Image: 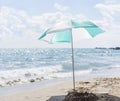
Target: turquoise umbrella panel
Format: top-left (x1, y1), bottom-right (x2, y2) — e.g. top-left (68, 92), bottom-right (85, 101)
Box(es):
top-left (85, 27), bottom-right (105, 37)
top-left (71, 20), bottom-right (104, 37)
top-left (51, 29), bottom-right (72, 43)
top-left (71, 20), bottom-right (98, 28)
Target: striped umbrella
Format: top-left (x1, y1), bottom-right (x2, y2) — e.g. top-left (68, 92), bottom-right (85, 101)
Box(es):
top-left (39, 19), bottom-right (104, 90)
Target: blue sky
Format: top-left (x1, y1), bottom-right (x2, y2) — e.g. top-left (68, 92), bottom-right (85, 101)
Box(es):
top-left (0, 0), bottom-right (120, 48)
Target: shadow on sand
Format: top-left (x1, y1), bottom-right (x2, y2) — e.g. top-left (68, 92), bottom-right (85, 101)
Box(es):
top-left (47, 93), bottom-right (120, 101)
top-left (47, 95), bottom-right (65, 101)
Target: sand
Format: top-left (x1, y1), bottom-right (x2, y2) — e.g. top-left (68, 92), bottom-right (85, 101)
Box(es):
top-left (0, 77), bottom-right (120, 101)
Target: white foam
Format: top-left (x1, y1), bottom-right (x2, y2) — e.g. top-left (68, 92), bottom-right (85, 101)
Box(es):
top-left (110, 64), bottom-right (120, 68)
top-left (0, 65), bottom-right (63, 86)
top-left (47, 68), bottom-right (93, 78)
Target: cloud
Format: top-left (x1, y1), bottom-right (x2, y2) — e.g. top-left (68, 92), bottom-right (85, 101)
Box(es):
top-left (105, 0), bottom-right (120, 4)
top-left (95, 0), bottom-right (120, 35)
top-left (0, 6), bottom-right (87, 48)
top-left (96, 4), bottom-right (120, 14)
top-left (0, 1), bottom-right (120, 48)
top-left (54, 3), bottom-right (69, 11)
top-left (91, 0), bottom-right (120, 48)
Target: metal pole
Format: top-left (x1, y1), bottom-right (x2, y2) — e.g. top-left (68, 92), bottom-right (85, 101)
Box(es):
top-left (70, 29), bottom-right (75, 91)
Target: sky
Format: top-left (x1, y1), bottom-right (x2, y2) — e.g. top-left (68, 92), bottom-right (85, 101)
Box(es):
top-left (0, 0), bottom-right (120, 48)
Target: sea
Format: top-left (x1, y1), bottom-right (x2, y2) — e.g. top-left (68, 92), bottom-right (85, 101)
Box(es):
top-left (0, 48), bottom-right (120, 87)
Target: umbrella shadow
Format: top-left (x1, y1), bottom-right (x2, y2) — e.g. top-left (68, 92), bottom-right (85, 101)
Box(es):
top-left (46, 93), bottom-right (120, 101)
top-left (96, 93), bottom-right (120, 101)
top-left (46, 95), bottom-right (65, 101)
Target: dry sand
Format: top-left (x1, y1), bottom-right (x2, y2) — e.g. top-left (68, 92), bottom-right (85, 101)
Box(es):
top-left (0, 77), bottom-right (120, 101)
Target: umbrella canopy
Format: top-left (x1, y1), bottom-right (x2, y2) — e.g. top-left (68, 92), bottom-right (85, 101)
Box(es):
top-left (39, 20), bottom-right (104, 43)
top-left (39, 19), bottom-right (104, 90)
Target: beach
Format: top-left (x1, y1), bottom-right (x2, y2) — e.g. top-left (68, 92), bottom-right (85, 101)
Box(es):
top-left (0, 49), bottom-right (120, 101)
top-left (0, 77), bottom-right (120, 101)
top-left (0, 0), bottom-right (120, 100)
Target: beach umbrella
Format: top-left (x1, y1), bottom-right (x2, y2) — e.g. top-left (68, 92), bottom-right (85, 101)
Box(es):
top-left (39, 19), bottom-right (104, 90)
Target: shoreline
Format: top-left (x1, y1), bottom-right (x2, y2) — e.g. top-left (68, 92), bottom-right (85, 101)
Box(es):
top-left (1, 67), bottom-right (120, 89)
top-left (0, 73), bottom-right (119, 95)
top-left (0, 77), bottom-right (71, 96)
top-left (0, 77), bottom-right (120, 101)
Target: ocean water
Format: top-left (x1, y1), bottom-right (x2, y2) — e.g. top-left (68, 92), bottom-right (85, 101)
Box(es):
top-left (0, 48), bottom-right (120, 87)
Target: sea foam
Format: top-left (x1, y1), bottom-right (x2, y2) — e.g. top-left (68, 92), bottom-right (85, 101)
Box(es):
top-left (0, 65), bottom-right (93, 87)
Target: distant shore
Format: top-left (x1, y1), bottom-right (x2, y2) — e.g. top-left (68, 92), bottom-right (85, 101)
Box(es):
top-left (95, 47), bottom-right (120, 50)
top-left (0, 77), bottom-right (120, 101)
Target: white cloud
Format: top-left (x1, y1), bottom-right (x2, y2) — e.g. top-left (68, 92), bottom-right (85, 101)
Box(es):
top-left (0, 1), bottom-right (120, 48)
top-left (0, 6), bottom-right (88, 48)
top-left (105, 0), bottom-right (119, 4)
top-left (54, 3), bottom-right (69, 11)
top-left (95, 0), bottom-right (120, 35)
top-left (91, 0), bottom-right (120, 48)
top-left (96, 4), bottom-right (120, 14)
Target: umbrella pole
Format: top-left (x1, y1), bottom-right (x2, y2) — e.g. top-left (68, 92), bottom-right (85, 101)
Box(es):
top-left (70, 29), bottom-right (75, 91)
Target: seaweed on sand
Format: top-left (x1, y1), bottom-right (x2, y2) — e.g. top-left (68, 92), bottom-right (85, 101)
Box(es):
top-left (63, 91), bottom-right (98, 101)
